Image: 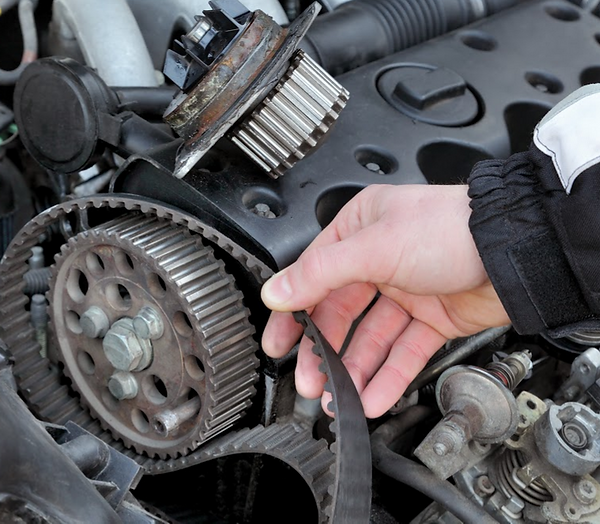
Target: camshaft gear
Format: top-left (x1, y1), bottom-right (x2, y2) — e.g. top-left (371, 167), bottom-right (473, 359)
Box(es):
top-left (48, 214), bottom-right (259, 458)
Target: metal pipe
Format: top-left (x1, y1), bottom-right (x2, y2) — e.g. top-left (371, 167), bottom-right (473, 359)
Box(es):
top-left (51, 0), bottom-right (158, 87)
top-left (0, 0), bottom-right (38, 86)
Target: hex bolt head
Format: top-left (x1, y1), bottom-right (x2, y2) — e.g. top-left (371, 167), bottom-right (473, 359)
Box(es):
top-left (108, 372), bottom-right (139, 400)
top-left (574, 479), bottom-right (598, 505)
top-left (80, 306), bottom-right (110, 338)
top-left (102, 318), bottom-right (152, 371)
top-left (133, 306), bottom-right (164, 340)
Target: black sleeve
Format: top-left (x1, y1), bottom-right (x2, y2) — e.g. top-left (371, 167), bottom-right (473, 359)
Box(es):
top-left (467, 87), bottom-right (600, 339)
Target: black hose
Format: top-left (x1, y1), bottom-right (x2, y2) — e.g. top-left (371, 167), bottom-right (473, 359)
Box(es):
top-left (302, 0), bottom-right (520, 76)
top-left (405, 325), bottom-right (511, 396)
top-left (114, 86), bottom-right (178, 118)
top-left (0, 0), bottom-right (38, 86)
top-left (371, 406), bottom-right (500, 524)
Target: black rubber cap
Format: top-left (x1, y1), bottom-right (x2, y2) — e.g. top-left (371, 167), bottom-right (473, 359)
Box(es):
top-left (14, 57), bottom-right (118, 173)
top-left (377, 64), bottom-right (480, 127)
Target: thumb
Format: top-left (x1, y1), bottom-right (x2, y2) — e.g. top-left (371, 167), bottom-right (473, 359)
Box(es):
top-left (261, 227), bottom-right (392, 312)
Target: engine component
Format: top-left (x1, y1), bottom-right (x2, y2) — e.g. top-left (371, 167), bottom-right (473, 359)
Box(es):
top-left (556, 347), bottom-right (600, 406)
top-left (446, 392), bottom-right (600, 524)
top-left (415, 351), bottom-right (532, 479)
top-left (47, 213), bottom-right (259, 458)
top-left (126, 0), bottom-right (289, 70)
top-left (13, 57), bottom-right (174, 175)
top-left (50, 0), bottom-right (158, 87)
top-left (372, 406), bottom-right (500, 524)
top-left (0, 194), bottom-right (372, 523)
top-left (163, 0), bottom-right (348, 179)
top-left (0, 341), bottom-right (161, 524)
top-left (230, 49), bottom-right (349, 178)
top-left (293, 310), bottom-right (372, 524)
top-left (535, 402), bottom-right (600, 477)
top-left (300, 0), bottom-right (520, 76)
top-left (117, 0), bottom-right (600, 273)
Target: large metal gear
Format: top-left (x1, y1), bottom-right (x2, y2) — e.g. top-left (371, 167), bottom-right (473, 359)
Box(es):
top-left (48, 214), bottom-right (259, 458)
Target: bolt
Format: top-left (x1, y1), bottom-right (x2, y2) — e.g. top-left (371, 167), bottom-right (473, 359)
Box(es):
top-left (133, 306), bottom-right (164, 340)
top-left (102, 318), bottom-right (153, 372)
top-left (475, 475), bottom-right (496, 497)
top-left (365, 162), bottom-right (384, 175)
top-left (108, 372), bottom-right (138, 400)
top-left (30, 294), bottom-right (48, 329)
top-left (564, 386), bottom-right (580, 401)
top-left (187, 17), bottom-right (212, 44)
top-left (432, 425), bottom-right (465, 456)
top-left (574, 479), bottom-right (597, 505)
top-left (80, 306), bottom-right (110, 339)
top-left (152, 396), bottom-right (201, 437)
top-left (252, 203), bottom-right (276, 219)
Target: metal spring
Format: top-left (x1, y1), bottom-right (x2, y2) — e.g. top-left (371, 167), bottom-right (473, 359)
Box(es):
top-left (486, 361), bottom-right (518, 389)
top-left (496, 450), bottom-right (553, 506)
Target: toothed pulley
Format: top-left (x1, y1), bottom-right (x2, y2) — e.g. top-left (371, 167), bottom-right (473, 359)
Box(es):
top-left (48, 214), bottom-right (259, 458)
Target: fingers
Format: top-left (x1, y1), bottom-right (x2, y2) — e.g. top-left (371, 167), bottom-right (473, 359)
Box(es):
top-left (319, 294), bottom-right (413, 415)
top-left (340, 295), bottom-right (413, 393)
top-left (360, 319), bottom-right (447, 418)
top-left (261, 311), bottom-right (305, 358)
top-left (294, 283), bottom-right (377, 399)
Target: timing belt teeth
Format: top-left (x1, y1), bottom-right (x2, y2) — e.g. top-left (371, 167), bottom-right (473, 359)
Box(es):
top-left (155, 423), bottom-right (335, 522)
top-left (230, 49), bottom-right (349, 178)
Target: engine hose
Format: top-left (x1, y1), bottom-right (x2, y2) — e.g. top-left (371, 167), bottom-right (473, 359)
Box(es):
top-left (301, 0), bottom-right (520, 75)
top-left (0, 0), bottom-right (38, 85)
top-left (405, 325), bottom-right (511, 396)
top-left (371, 406), bottom-right (500, 524)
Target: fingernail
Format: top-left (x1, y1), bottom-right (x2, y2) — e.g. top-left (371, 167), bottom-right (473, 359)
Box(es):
top-left (262, 271), bottom-right (293, 307)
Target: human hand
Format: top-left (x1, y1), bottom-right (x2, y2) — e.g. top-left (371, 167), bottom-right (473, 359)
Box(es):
top-left (260, 184), bottom-right (510, 418)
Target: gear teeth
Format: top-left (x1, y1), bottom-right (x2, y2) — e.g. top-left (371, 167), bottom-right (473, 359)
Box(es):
top-left (44, 215), bottom-right (260, 458)
top-left (230, 49), bottom-right (349, 178)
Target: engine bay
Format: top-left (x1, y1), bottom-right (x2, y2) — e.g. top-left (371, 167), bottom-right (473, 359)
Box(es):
top-left (1, 0), bottom-right (600, 522)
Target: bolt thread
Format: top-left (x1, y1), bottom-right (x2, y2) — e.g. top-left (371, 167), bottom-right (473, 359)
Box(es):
top-left (23, 267), bottom-right (51, 295)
